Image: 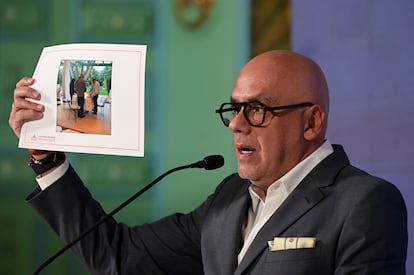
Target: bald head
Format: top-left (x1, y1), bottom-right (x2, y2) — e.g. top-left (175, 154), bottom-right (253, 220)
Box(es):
top-left (229, 50), bottom-right (331, 189)
top-left (234, 50), bottom-right (330, 138)
top-left (240, 51), bottom-right (328, 110)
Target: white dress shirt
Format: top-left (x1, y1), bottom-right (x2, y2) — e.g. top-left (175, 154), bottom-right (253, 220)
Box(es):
top-left (237, 141), bottom-right (334, 263)
top-left (36, 159), bottom-right (69, 190)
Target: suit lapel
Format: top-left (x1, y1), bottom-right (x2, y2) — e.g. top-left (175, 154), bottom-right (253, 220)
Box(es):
top-left (202, 177), bottom-right (251, 275)
top-left (234, 145), bottom-right (350, 275)
top-left (217, 183), bottom-right (251, 274)
top-left (235, 185), bottom-right (325, 274)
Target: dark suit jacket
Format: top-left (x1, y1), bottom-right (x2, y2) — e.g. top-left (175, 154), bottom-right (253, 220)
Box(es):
top-left (27, 145), bottom-right (407, 274)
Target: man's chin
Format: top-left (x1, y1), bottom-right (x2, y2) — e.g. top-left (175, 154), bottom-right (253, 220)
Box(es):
top-left (237, 167), bottom-right (257, 181)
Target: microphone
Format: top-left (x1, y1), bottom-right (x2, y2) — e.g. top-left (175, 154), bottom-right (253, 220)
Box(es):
top-left (188, 154), bottom-right (224, 170)
top-left (32, 155), bottom-right (224, 275)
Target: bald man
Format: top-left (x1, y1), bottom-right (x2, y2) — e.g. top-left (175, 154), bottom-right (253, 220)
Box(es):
top-left (9, 51), bottom-right (407, 274)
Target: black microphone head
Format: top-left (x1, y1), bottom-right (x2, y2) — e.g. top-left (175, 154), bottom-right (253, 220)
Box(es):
top-left (202, 155), bottom-right (224, 170)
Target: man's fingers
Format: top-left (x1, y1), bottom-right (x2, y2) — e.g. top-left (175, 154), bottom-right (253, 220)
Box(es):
top-left (14, 84), bottom-right (41, 102)
top-left (13, 77), bottom-right (43, 112)
top-left (13, 96), bottom-right (45, 113)
top-left (10, 77), bottom-right (44, 138)
top-left (15, 77), bottom-right (35, 89)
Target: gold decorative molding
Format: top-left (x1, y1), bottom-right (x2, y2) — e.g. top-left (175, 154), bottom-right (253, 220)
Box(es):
top-left (173, 0), bottom-right (215, 29)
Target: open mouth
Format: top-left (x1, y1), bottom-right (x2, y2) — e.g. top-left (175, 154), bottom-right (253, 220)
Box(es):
top-left (241, 148), bottom-right (254, 154)
top-left (237, 145), bottom-right (255, 154)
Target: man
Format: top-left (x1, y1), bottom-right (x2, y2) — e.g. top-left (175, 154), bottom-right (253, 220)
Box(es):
top-left (9, 51), bottom-right (407, 274)
top-left (74, 73), bottom-right (86, 117)
top-left (69, 78), bottom-right (75, 101)
top-left (91, 78), bottom-right (100, 114)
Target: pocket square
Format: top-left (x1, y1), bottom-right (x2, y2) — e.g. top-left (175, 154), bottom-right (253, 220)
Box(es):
top-left (268, 237), bottom-right (317, 251)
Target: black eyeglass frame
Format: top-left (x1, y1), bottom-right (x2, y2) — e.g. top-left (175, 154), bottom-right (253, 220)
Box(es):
top-left (215, 101), bottom-right (315, 127)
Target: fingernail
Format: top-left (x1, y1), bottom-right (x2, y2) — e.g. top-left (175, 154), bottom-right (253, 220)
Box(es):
top-left (36, 104), bottom-right (44, 110)
top-left (32, 91), bottom-right (40, 98)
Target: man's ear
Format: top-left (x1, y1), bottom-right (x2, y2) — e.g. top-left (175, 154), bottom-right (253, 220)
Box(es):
top-left (303, 105), bottom-right (325, 141)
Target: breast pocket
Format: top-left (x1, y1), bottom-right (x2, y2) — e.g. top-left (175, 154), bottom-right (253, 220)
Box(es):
top-left (262, 246), bottom-right (321, 274)
top-left (266, 246), bottom-right (320, 262)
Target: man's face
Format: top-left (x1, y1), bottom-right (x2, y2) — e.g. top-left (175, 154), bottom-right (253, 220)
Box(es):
top-left (229, 65), bottom-right (308, 189)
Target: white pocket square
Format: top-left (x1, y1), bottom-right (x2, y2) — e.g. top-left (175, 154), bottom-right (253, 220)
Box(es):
top-left (268, 237), bottom-right (317, 251)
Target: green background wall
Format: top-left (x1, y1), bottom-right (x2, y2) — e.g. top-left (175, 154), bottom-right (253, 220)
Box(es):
top-left (0, 0), bottom-right (247, 273)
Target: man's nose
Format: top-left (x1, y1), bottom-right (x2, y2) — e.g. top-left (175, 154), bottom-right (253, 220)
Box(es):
top-left (228, 110), bottom-right (250, 133)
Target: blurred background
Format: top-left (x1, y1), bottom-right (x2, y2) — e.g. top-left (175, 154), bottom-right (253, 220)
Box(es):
top-left (0, 0), bottom-right (412, 274)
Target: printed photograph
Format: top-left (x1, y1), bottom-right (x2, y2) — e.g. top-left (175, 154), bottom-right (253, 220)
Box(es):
top-left (56, 60), bottom-right (112, 135)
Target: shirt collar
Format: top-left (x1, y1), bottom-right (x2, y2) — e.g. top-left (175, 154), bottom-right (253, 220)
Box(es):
top-left (249, 140), bottom-right (334, 203)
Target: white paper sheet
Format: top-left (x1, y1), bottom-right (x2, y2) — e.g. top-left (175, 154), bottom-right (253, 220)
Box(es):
top-left (18, 43), bottom-right (146, 157)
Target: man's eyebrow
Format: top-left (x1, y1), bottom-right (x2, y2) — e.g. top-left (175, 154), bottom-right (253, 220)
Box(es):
top-left (230, 95), bottom-right (275, 104)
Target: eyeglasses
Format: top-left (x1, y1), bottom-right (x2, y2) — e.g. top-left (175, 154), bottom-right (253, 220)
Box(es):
top-left (215, 101), bottom-right (314, 127)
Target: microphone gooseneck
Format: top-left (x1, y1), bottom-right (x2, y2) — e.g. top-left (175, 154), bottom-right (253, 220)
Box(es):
top-left (33, 155), bottom-right (224, 275)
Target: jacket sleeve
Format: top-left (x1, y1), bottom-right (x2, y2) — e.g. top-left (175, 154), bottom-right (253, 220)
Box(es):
top-left (334, 172), bottom-right (408, 275)
top-left (26, 164), bottom-right (213, 275)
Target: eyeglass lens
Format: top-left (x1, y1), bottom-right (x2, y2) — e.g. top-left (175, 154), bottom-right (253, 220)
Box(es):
top-left (219, 102), bottom-right (266, 126)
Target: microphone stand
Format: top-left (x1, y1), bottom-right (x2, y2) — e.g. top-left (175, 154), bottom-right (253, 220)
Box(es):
top-left (33, 162), bottom-right (200, 275)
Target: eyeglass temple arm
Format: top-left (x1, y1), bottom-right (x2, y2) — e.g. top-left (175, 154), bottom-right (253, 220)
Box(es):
top-left (265, 102), bottom-right (314, 111)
